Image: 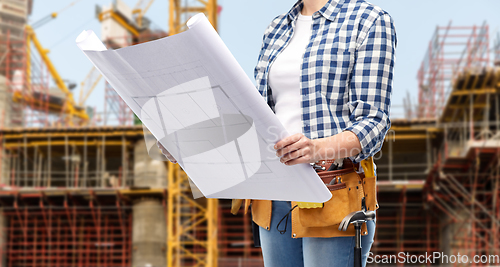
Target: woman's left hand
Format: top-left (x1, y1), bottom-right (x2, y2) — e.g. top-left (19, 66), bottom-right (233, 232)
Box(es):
top-left (274, 133), bottom-right (319, 166)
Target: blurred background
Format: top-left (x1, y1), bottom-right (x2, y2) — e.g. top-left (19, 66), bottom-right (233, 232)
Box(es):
top-left (0, 0), bottom-right (500, 266)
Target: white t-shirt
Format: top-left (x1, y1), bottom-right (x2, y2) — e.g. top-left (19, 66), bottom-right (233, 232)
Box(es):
top-left (267, 13), bottom-right (375, 174)
top-left (268, 13), bottom-right (313, 135)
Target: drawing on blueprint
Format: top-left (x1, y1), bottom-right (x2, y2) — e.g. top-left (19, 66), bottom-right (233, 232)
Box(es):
top-left (76, 13), bottom-right (331, 202)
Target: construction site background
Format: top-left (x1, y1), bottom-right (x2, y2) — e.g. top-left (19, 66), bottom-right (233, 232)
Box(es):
top-left (0, 0), bottom-right (500, 266)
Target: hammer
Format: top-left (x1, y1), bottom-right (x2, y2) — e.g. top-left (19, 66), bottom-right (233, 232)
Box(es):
top-left (339, 210), bottom-right (376, 267)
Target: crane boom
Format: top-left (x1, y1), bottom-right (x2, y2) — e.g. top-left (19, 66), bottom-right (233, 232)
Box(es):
top-left (79, 67), bottom-right (102, 106)
top-left (25, 25), bottom-right (89, 123)
top-left (133, 0), bottom-right (155, 28)
top-left (31, 0), bottom-right (83, 29)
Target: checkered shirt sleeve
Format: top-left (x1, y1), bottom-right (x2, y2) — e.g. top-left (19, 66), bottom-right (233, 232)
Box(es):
top-left (253, 0), bottom-right (397, 164)
top-left (344, 13), bottom-right (396, 163)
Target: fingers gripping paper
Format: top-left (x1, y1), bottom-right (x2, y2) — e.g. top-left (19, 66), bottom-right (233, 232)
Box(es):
top-left (76, 13), bottom-right (331, 202)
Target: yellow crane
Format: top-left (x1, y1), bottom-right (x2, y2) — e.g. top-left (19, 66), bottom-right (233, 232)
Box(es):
top-left (133, 0), bottom-right (155, 28)
top-left (12, 1), bottom-right (89, 126)
top-left (166, 2), bottom-right (219, 267)
top-left (31, 0), bottom-right (83, 29)
top-left (78, 66), bottom-right (102, 107)
top-left (168, 0), bottom-right (218, 35)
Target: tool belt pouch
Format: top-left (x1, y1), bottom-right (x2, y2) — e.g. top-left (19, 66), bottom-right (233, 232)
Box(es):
top-left (298, 168), bottom-right (378, 228)
top-left (363, 175), bottom-right (379, 211)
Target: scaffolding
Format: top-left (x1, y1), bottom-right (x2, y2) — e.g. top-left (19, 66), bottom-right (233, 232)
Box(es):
top-left (165, 164), bottom-right (218, 267)
top-left (0, 0), bottom-right (253, 266)
top-left (4, 2), bottom-right (499, 267)
top-left (0, 126), bottom-right (140, 265)
top-left (218, 203), bottom-right (261, 260)
top-left (423, 72), bottom-right (500, 265)
top-left (420, 22), bottom-right (500, 266)
top-left (373, 188), bottom-right (439, 265)
top-left (0, 28), bottom-right (89, 128)
top-left (165, 1), bottom-right (225, 267)
top-left (0, 127), bottom-right (143, 188)
top-left (364, 118), bottom-right (441, 264)
top-left (0, 29), bottom-right (28, 128)
top-left (417, 22), bottom-right (490, 119)
top-left (0, 190), bottom-right (132, 266)
top-left (370, 22), bottom-right (498, 259)
top-left (0, 0), bottom-right (259, 265)
top-left (0, 126), bottom-right (261, 266)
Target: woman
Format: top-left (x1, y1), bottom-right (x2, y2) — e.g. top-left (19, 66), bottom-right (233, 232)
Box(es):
top-left (159, 0), bottom-right (396, 265)
top-left (251, 0), bottom-right (395, 264)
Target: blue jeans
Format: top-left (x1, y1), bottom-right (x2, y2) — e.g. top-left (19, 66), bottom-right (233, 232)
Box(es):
top-left (259, 201), bottom-right (376, 267)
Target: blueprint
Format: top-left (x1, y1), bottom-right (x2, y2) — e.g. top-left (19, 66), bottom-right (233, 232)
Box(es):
top-left (76, 14), bottom-right (331, 202)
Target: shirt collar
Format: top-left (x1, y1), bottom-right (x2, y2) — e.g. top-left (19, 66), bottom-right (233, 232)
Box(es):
top-left (287, 0), bottom-right (344, 23)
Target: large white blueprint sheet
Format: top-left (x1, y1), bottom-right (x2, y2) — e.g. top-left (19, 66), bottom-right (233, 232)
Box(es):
top-left (76, 13), bottom-right (331, 202)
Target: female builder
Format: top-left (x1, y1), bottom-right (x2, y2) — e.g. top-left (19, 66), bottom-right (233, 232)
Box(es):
top-left (158, 0), bottom-right (396, 266)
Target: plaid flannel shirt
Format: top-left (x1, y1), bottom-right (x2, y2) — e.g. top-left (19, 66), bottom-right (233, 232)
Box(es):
top-left (254, 0), bottom-right (396, 163)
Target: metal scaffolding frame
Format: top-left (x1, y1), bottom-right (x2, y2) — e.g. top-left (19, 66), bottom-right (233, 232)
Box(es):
top-left (372, 188), bottom-right (439, 266)
top-left (217, 201), bottom-right (263, 266)
top-left (166, 163), bottom-right (218, 267)
top-left (423, 68), bottom-right (500, 266)
top-left (0, 190), bottom-right (133, 266)
top-left (1, 2), bottom-right (498, 266)
top-left (165, 2), bottom-right (223, 267)
top-left (0, 27), bottom-right (90, 128)
top-left (0, 127), bottom-right (141, 189)
top-left (417, 22), bottom-right (490, 119)
top-left (425, 147), bottom-right (500, 266)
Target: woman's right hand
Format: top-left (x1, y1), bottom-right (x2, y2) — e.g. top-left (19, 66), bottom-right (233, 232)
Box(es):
top-left (157, 140), bottom-right (177, 163)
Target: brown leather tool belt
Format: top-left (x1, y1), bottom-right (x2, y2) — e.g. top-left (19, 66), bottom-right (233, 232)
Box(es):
top-left (313, 158), bottom-right (364, 182)
top-left (296, 158), bottom-right (378, 229)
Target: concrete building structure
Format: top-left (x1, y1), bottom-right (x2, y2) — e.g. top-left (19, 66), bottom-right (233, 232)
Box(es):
top-left (0, 1), bottom-right (499, 266)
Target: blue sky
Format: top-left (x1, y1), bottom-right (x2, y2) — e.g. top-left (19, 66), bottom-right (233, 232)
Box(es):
top-left (31, 0), bottom-right (500, 118)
